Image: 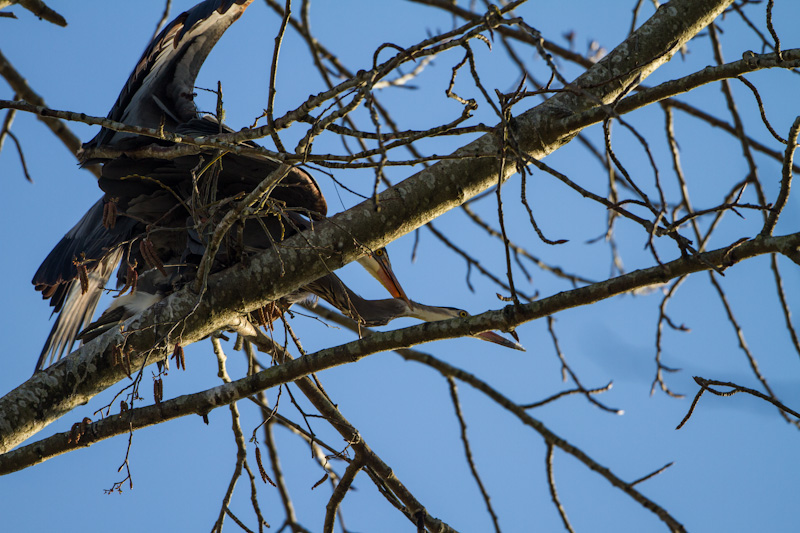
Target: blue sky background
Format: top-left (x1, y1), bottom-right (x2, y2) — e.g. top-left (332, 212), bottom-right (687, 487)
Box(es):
top-left (2, 1), bottom-right (800, 531)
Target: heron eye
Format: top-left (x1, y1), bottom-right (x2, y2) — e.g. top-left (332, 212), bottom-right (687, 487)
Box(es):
top-left (459, 311), bottom-right (468, 318)
top-left (375, 249), bottom-right (384, 256)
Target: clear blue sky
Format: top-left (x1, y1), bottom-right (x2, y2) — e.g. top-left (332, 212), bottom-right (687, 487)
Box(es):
top-left (2, 1), bottom-right (800, 531)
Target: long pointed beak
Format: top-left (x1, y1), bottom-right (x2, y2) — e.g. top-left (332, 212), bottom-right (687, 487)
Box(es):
top-left (473, 330), bottom-right (526, 351)
top-left (404, 301), bottom-right (525, 351)
top-left (362, 251), bottom-right (411, 306)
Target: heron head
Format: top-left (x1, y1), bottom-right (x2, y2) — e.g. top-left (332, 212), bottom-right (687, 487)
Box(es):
top-left (404, 303), bottom-right (525, 351)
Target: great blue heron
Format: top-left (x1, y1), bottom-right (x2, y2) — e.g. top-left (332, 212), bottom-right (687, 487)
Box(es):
top-left (32, 0), bottom-right (409, 369)
top-left (35, 0), bottom-right (522, 369)
top-left (33, 1), bottom-right (257, 370)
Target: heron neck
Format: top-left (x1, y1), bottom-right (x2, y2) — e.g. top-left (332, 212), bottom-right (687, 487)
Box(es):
top-left (306, 274), bottom-right (407, 326)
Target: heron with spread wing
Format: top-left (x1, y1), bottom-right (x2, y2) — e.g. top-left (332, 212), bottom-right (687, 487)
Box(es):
top-left (33, 0), bottom-right (522, 371)
top-left (32, 0), bottom-right (410, 369)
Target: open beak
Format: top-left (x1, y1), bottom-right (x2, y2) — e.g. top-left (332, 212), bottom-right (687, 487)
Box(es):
top-left (366, 250), bottom-right (411, 306)
top-left (474, 330), bottom-right (526, 351)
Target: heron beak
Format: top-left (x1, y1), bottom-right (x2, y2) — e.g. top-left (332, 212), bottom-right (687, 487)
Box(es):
top-left (473, 330), bottom-right (526, 351)
top-left (404, 302), bottom-right (526, 351)
top-left (370, 253), bottom-right (411, 306)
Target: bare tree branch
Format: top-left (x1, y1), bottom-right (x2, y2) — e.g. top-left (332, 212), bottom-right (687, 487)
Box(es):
top-left (0, 0), bottom-right (66, 26)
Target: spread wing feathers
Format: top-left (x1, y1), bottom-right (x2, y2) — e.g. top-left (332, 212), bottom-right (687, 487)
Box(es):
top-left (84, 0), bottom-right (253, 152)
top-left (35, 249), bottom-right (123, 371)
top-left (32, 198), bottom-right (137, 308)
top-left (32, 198), bottom-right (139, 370)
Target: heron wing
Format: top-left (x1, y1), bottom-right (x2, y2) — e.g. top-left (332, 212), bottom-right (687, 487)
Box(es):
top-left (83, 0), bottom-right (254, 152)
top-left (34, 249), bottom-right (123, 370)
